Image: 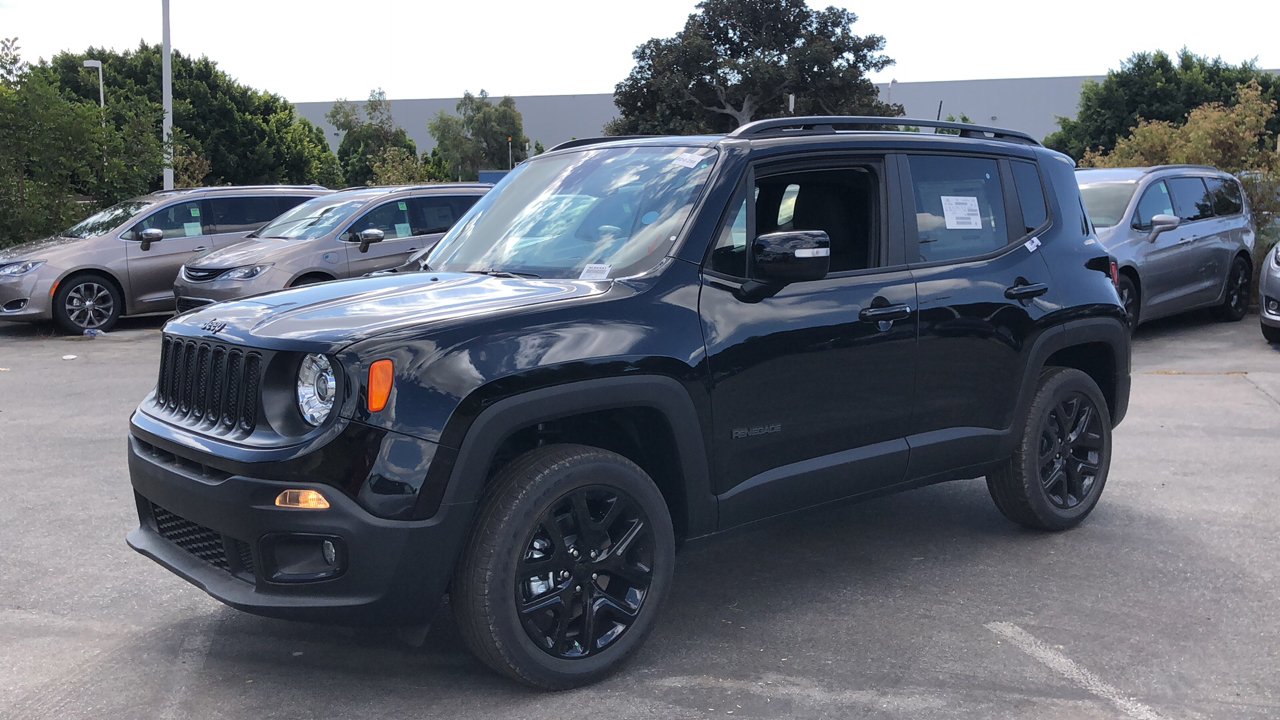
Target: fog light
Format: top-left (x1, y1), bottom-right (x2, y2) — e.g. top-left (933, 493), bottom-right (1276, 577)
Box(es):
top-left (2, 298), bottom-right (27, 312)
top-left (1268, 299), bottom-right (1279, 313)
top-left (264, 534), bottom-right (345, 583)
top-left (274, 489), bottom-right (330, 510)
top-left (322, 539), bottom-right (337, 565)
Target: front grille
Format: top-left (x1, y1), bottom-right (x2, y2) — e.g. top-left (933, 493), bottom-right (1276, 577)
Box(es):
top-left (155, 335), bottom-right (263, 435)
top-left (150, 502), bottom-right (255, 581)
top-left (182, 267), bottom-right (226, 282)
top-left (175, 296), bottom-right (212, 314)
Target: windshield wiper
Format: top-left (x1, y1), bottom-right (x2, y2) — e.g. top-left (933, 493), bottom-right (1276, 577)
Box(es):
top-left (467, 269), bottom-right (541, 279)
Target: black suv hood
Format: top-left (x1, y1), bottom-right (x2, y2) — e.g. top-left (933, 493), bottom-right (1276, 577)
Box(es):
top-left (166, 273), bottom-right (610, 351)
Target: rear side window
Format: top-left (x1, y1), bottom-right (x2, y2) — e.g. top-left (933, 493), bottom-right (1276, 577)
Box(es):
top-left (1206, 178), bottom-right (1244, 216)
top-left (130, 200), bottom-right (210, 239)
top-left (1167, 177), bottom-right (1214, 222)
top-left (408, 196), bottom-right (477, 235)
top-left (1132, 181), bottom-right (1174, 230)
top-left (208, 196), bottom-right (286, 234)
top-left (907, 155), bottom-right (1007, 263)
top-left (1011, 160), bottom-right (1049, 233)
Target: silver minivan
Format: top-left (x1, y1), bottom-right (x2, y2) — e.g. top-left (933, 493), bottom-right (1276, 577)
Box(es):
top-left (1078, 166), bottom-right (1256, 327)
top-left (0, 186), bottom-right (327, 333)
top-left (172, 184), bottom-right (488, 311)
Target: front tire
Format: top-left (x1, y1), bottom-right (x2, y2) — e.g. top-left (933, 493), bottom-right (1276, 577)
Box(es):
top-left (987, 368), bottom-right (1112, 531)
top-left (1117, 274), bottom-right (1140, 329)
top-left (1262, 321), bottom-right (1280, 344)
top-left (53, 273), bottom-right (123, 333)
top-left (452, 444), bottom-right (675, 689)
top-left (1211, 256), bottom-right (1250, 322)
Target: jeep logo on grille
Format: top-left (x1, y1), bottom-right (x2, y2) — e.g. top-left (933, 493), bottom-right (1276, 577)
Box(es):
top-left (200, 318), bottom-right (227, 334)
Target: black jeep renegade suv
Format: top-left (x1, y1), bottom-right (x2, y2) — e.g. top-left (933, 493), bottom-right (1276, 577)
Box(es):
top-left (126, 117), bottom-right (1130, 689)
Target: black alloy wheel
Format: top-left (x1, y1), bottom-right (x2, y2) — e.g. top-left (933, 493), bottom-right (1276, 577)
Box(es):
top-left (516, 486), bottom-right (655, 659)
top-left (1117, 274), bottom-right (1139, 329)
top-left (1213, 256), bottom-right (1250, 322)
top-left (1036, 392), bottom-right (1105, 510)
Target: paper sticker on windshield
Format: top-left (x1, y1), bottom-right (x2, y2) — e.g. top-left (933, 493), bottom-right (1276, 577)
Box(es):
top-left (941, 196), bottom-right (982, 230)
top-left (183, 222), bottom-right (202, 237)
top-left (394, 222), bottom-right (411, 237)
top-left (579, 263), bottom-right (612, 280)
top-left (397, 201), bottom-right (407, 211)
top-left (1024, 237), bottom-right (1042, 252)
top-left (672, 152), bottom-right (706, 169)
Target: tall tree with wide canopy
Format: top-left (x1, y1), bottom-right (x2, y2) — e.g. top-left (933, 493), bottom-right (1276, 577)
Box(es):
top-left (428, 91), bottom-right (529, 181)
top-left (607, 0), bottom-right (900, 135)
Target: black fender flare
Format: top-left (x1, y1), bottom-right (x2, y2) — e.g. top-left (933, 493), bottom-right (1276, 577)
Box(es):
top-left (434, 375), bottom-right (716, 539)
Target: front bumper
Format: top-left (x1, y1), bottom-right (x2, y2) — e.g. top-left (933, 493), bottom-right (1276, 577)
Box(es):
top-left (174, 268), bottom-right (290, 312)
top-left (0, 271), bottom-right (54, 321)
top-left (1260, 248), bottom-right (1280, 328)
top-left (126, 430), bottom-right (474, 624)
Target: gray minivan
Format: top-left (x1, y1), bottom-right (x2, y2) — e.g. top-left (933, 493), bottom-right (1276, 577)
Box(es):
top-left (0, 186), bottom-right (327, 333)
top-left (1078, 166), bottom-right (1255, 327)
top-left (172, 184), bottom-right (488, 311)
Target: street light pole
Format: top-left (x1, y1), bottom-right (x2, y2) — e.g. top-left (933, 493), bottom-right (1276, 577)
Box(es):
top-left (507, 136), bottom-right (513, 170)
top-left (83, 59), bottom-right (104, 127)
top-left (161, 0), bottom-right (174, 190)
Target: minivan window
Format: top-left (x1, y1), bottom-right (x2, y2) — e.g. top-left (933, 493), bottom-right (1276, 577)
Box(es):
top-left (1167, 177), bottom-right (1214, 222)
top-left (908, 154), bottom-right (1007, 263)
top-left (62, 200), bottom-right (152, 238)
top-left (130, 201), bottom-right (209, 240)
top-left (408, 196), bottom-right (474, 235)
top-left (1207, 177), bottom-right (1244, 216)
top-left (1132, 181), bottom-right (1174, 230)
top-left (348, 200), bottom-right (414, 240)
top-left (257, 196), bottom-right (366, 240)
top-left (1079, 182), bottom-right (1137, 228)
top-left (209, 196), bottom-right (291, 234)
top-left (1011, 160), bottom-right (1049, 233)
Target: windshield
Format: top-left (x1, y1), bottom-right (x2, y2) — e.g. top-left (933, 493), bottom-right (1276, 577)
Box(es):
top-left (427, 145), bottom-right (718, 279)
top-left (257, 196), bottom-right (368, 240)
top-left (62, 200), bottom-right (152, 238)
top-left (1079, 182), bottom-right (1138, 228)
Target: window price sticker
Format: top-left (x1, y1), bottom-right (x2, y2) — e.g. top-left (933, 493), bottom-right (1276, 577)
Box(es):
top-left (941, 195), bottom-right (982, 230)
top-left (579, 263), bottom-right (612, 280)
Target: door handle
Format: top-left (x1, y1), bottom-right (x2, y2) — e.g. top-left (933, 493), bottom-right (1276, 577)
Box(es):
top-left (192, 246), bottom-right (208, 252)
top-left (1004, 282), bottom-right (1049, 300)
top-left (858, 304), bottom-right (912, 322)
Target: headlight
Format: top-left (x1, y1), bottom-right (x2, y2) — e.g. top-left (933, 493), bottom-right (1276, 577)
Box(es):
top-left (296, 354), bottom-right (336, 426)
top-left (0, 260), bottom-right (44, 276)
top-left (223, 264), bottom-right (272, 280)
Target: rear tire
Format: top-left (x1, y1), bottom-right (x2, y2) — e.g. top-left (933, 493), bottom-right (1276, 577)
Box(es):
top-left (452, 444), bottom-right (675, 689)
top-left (1262, 321), bottom-right (1280, 344)
top-left (1211, 255), bottom-right (1250, 322)
top-left (987, 368), bottom-right (1112, 531)
top-left (1117, 274), bottom-right (1140, 329)
top-left (52, 273), bottom-right (123, 334)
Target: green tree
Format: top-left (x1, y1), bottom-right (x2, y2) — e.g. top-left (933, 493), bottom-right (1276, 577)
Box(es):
top-left (328, 89), bottom-right (416, 186)
top-left (37, 43), bottom-right (339, 187)
top-left (428, 90), bottom-right (529, 181)
top-left (1046, 50), bottom-right (1280, 158)
top-left (606, 0), bottom-right (899, 135)
top-left (1, 37), bottom-right (29, 88)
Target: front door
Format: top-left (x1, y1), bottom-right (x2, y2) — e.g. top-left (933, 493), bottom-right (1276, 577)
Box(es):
top-left (700, 158), bottom-right (918, 528)
top-left (123, 199), bottom-right (213, 312)
top-left (343, 199), bottom-right (433, 276)
top-left (1131, 179), bottom-right (1206, 319)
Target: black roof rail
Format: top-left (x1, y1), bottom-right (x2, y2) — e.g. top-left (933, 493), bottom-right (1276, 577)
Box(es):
top-left (350, 183), bottom-right (494, 192)
top-left (548, 135), bottom-right (655, 152)
top-left (728, 116), bottom-right (1041, 146)
top-left (1142, 164), bottom-right (1219, 174)
top-left (153, 184), bottom-right (329, 195)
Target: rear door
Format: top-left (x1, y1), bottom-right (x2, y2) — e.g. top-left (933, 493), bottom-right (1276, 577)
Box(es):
top-left (904, 152), bottom-right (1059, 477)
top-left (405, 194), bottom-right (479, 260)
top-left (123, 199), bottom-right (213, 312)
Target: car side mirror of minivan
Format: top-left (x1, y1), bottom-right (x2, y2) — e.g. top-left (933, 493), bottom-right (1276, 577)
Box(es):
top-left (1147, 214), bottom-right (1180, 241)
top-left (752, 230), bottom-right (831, 284)
top-left (357, 228), bottom-right (385, 254)
top-left (138, 228), bottom-right (165, 252)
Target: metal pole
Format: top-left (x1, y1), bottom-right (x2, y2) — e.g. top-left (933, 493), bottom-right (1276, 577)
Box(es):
top-left (161, 0), bottom-right (174, 189)
top-left (507, 136), bottom-right (513, 170)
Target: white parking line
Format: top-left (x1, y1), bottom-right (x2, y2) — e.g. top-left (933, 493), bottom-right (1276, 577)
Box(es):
top-left (985, 622), bottom-right (1168, 720)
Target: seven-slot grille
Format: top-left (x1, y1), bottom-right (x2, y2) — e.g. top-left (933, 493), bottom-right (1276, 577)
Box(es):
top-left (150, 502), bottom-right (255, 580)
top-left (155, 335), bottom-right (263, 434)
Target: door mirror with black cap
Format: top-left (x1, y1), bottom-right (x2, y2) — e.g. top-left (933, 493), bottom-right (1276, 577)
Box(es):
top-left (137, 227), bottom-right (164, 252)
top-left (752, 230), bottom-right (830, 284)
top-left (357, 228), bottom-right (385, 254)
top-left (1147, 214), bottom-right (1180, 241)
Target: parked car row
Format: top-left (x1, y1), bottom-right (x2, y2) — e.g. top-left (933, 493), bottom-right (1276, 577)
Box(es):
top-left (0, 183), bottom-right (488, 333)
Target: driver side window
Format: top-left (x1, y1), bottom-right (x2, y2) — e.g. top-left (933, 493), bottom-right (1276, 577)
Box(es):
top-left (1132, 181), bottom-right (1173, 231)
top-left (130, 201), bottom-right (209, 240)
top-left (347, 201), bottom-right (413, 240)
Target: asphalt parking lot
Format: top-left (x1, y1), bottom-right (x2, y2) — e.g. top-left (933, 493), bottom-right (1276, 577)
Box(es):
top-left (1, 311), bottom-right (1278, 719)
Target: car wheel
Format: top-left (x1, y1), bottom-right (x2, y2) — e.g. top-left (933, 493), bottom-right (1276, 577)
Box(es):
top-left (987, 368), bottom-right (1112, 531)
top-left (1116, 274), bottom-right (1139, 329)
top-left (1262, 321), bottom-right (1280, 344)
top-left (452, 444), bottom-right (675, 689)
top-left (53, 273), bottom-right (123, 334)
top-left (1211, 256), bottom-right (1250, 322)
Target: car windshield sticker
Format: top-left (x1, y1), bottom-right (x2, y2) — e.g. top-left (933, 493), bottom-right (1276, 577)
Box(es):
top-left (183, 222), bottom-right (202, 237)
top-left (941, 196), bottom-right (982, 230)
top-left (672, 152), bottom-right (706, 169)
top-left (1024, 237), bottom-right (1042, 252)
top-left (394, 222), bottom-right (412, 237)
top-left (189, 207), bottom-right (200, 217)
top-left (579, 263), bottom-right (612, 280)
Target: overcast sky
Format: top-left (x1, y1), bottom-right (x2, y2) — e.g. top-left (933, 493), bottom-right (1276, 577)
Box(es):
top-left (1, 0), bottom-right (1277, 102)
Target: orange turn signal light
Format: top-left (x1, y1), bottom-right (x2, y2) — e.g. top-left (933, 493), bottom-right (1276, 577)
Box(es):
top-left (368, 359), bottom-right (394, 413)
top-left (275, 489), bottom-right (330, 510)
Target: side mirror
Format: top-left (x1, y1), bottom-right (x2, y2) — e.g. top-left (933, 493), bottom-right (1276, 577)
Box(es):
top-left (138, 227), bottom-right (164, 252)
top-left (357, 228), bottom-right (385, 254)
top-left (752, 230), bottom-right (830, 284)
top-left (1147, 214), bottom-right (1180, 241)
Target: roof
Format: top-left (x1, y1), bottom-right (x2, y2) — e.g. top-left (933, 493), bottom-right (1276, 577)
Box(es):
top-left (1076, 165), bottom-right (1226, 183)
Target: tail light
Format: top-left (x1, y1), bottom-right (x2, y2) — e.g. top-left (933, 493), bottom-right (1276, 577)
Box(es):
top-left (1109, 260), bottom-right (1119, 289)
